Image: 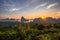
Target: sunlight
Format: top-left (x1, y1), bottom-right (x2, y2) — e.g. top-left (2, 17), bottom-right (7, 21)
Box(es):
top-left (41, 16), bottom-right (46, 19)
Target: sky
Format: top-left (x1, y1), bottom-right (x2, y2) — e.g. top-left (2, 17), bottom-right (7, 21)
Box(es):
top-left (0, 0), bottom-right (60, 19)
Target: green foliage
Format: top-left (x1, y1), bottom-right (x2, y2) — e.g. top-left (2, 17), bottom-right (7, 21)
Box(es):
top-left (0, 22), bottom-right (60, 40)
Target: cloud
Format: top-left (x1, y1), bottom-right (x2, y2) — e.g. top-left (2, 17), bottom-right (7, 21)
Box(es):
top-left (57, 12), bottom-right (60, 13)
top-left (3, 0), bottom-right (15, 6)
top-left (28, 0), bottom-right (37, 4)
top-left (9, 8), bottom-right (20, 12)
top-left (40, 3), bottom-right (47, 7)
top-left (34, 3), bottom-right (47, 9)
top-left (31, 0), bottom-right (37, 3)
top-left (47, 3), bottom-right (58, 9)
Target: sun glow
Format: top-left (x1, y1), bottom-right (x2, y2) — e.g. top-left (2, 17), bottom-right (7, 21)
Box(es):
top-left (41, 16), bottom-right (46, 19)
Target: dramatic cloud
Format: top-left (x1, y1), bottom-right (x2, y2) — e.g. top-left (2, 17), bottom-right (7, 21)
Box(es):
top-left (0, 0), bottom-right (60, 19)
top-left (34, 2), bottom-right (47, 9)
top-left (47, 3), bottom-right (58, 9)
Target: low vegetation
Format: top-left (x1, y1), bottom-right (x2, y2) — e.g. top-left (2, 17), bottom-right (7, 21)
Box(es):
top-left (0, 22), bottom-right (60, 40)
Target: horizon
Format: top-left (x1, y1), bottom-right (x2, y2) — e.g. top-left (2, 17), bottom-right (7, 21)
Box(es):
top-left (0, 16), bottom-right (60, 20)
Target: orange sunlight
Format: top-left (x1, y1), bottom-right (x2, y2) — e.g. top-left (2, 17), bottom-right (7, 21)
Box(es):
top-left (41, 16), bottom-right (46, 19)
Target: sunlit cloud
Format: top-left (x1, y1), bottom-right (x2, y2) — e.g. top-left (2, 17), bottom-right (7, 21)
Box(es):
top-left (0, 0), bottom-right (60, 19)
top-left (47, 3), bottom-right (58, 9)
top-left (9, 8), bottom-right (20, 12)
top-left (57, 12), bottom-right (60, 13)
top-left (53, 11), bottom-right (60, 18)
top-left (34, 2), bottom-right (47, 9)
